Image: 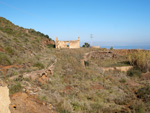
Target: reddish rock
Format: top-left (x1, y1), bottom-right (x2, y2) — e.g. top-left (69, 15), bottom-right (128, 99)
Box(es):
top-left (10, 93), bottom-right (53, 113)
top-left (38, 74), bottom-right (49, 84)
top-left (43, 39), bottom-right (55, 46)
top-left (0, 47), bottom-right (3, 51)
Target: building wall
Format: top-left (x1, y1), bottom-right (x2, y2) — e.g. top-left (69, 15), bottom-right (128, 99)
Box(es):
top-left (69, 40), bottom-right (80, 48)
top-left (91, 46), bottom-right (100, 48)
top-left (56, 41), bottom-right (69, 48)
top-left (56, 37), bottom-right (80, 49)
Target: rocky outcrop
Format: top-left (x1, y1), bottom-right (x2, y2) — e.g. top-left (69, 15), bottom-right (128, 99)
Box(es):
top-left (23, 59), bottom-right (57, 84)
top-left (43, 39), bottom-right (55, 46)
top-left (0, 86), bottom-right (11, 113)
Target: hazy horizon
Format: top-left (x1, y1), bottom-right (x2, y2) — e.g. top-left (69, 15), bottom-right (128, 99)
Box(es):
top-left (0, 0), bottom-right (150, 46)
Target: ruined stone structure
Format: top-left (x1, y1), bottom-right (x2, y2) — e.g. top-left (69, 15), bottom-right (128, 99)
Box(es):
top-left (91, 46), bottom-right (100, 48)
top-left (55, 37), bottom-right (80, 49)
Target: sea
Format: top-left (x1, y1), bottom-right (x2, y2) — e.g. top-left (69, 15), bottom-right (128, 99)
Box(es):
top-left (100, 46), bottom-right (150, 50)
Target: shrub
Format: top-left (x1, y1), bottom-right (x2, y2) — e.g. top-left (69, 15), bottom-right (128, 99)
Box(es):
top-left (82, 43), bottom-right (90, 48)
top-left (135, 104), bottom-right (145, 113)
top-left (59, 109), bottom-right (71, 113)
top-left (136, 86), bottom-right (150, 102)
top-left (9, 82), bottom-right (22, 95)
top-left (40, 96), bottom-right (47, 102)
top-left (33, 62), bottom-right (44, 69)
top-left (84, 61), bottom-right (89, 66)
top-left (24, 38), bottom-right (29, 42)
top-left (119, 78), bottom-right (126, 83)
top-left (128, 50), bottom-right (150, 72)
top-left (2, 27), bottom-right (13, 35)
top-left (29, 29), bottom-right (51, 39)
top-left (127, 68), bottom-right (141, 77)
top-left (129, 100), bottom-right (146, 113)
top-left (47, 44), bottom-right (55, 48)
top-left (90, 103), bottom-right (102, 113)
top-left (71, 102), bottom-right (80, 111)
top-left (13, 38), bottom-right (19, 43)
top-left (57, 100), bottom-right (72, 113)
top-left (0, 53), bottom-right (11, 65)
top-left (110, 46), bottom-right (114, 50)
top-left (5, 46), bottom-right (15, 55)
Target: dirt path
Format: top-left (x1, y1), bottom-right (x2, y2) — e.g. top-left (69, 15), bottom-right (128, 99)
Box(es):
top-left (10, 92), bottom-right (54, 113)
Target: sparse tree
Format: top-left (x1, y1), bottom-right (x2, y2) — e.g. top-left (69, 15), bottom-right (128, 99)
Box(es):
top-left (82, 42), bottom-right (90, 48)
top-left (110, 46), bottom-right (114, 50)
top-left (45, 35), bottom-right (49, 39)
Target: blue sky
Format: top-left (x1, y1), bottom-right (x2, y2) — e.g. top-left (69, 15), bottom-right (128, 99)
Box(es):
top-left (0, 0), bottom-right (150, 46)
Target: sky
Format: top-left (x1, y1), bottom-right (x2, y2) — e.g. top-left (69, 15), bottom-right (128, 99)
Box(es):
top-left (0, 0), bottom-right (150, 47)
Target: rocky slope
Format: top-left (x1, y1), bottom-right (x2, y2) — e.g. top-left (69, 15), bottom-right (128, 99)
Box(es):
top-left (0, 17), bottom-right (150, 113)
top-left (0, 17), bottom-right (55, 113)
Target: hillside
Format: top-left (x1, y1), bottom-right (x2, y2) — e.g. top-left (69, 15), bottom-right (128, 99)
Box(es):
top-left (0, 17), bottom-right (150, 113)
top-left (0, 17), bottom-right (55, 75)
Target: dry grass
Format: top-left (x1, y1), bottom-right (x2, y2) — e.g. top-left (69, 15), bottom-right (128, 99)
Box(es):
top-left (1, 17), bottom-right (150, 113)
top-left (128, 50), bottom-right (150, 72)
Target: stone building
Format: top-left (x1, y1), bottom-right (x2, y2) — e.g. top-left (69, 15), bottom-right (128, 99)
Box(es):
top-left (55, 37), bottom-right (80, 49)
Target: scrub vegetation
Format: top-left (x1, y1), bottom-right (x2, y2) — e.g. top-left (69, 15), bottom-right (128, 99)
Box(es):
top-left (0, 17), bottom-right (150, 113)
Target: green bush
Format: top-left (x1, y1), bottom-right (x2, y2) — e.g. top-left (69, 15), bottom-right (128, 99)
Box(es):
top-left (2, 27), bottom-right (13, 35)
top-left (40, 96), bottom-right (47, 102)
top-left (82, 43), bottom-right (90, 48)
top-left (84, 61), bottom-right (89, 66)
top-left (33, 62), bottom-right (45, 69)
top-left (0, 53), bottom-right (11, 65)
top-left (59, 109), bottom-right (71, 113)
top-left (71, 102), bottom-right (80, 111)
top-left (137, 86), bottom-right (150, 102)
top-left (47, 44), bottom-right (55, 48)
top-left (127, 68), bottom-right (141, 77)
top-left (29, 29), bottom-right (52, 40)
top-left (129, 101), bottom-right (146, 113)
top-left (13, 38), bottom-right (19, 43)
top-left (110, 46), bottom-right (114, 50)
top-left (119, 78), bottom-right (126, 83)
top-left (9, 82), bottom-right (22, 95)
top-left (5, 46), bottom-right (15, 55)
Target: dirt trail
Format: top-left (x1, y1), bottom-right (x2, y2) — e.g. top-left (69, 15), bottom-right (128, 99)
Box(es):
top-left (10, 92), bottom-right (54, 113)
top-left (8, 59), bottom-right (58, 113)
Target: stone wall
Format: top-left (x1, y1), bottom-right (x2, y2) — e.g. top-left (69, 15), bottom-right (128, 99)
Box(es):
top-left (55, 37), bottom-right (80, 49)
